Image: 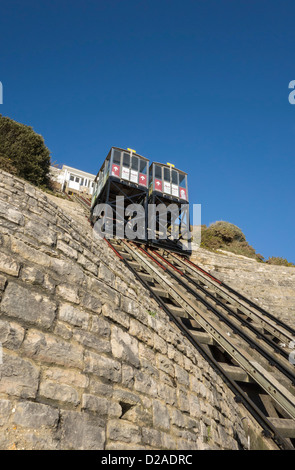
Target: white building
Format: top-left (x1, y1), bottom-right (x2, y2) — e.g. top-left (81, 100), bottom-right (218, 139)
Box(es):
top-left (50, 164), bottom-right (96, 196)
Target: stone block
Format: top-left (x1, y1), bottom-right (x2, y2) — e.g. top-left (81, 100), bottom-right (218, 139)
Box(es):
top-left (56, 240), bottom-right (78, 259)
top-left (80, 293), bottom-right (102, 313)
top-left (141, 427), bottom-right (163, 448)
top-left (22, 329), bottom-right (84, 369)
top-left (43, 367), bottom-right (88, 389)
top-left (188, 394), bottom-right (201, 419)
top-left (90, 316), bottom-right (111, 338)
top-left (0, 200), bottom-right (24, 226)
top-left (39, 380), bottom-right (80, 405)
top-left (87, 278), bottom-right (120, 306)
top-left (157, 382), bottom-right (177, 406)
top-left (0, 252), bottom-right (20, 276)
top-left (0, 399), bottom-right (12, 426)
top-left (123, 404), bottom-right (153, 427)
top-left (21, 266), bottom-right (44, 285)
top-left (134, 370), bottom-right (158, 398)
top-left (174, 364), bottom-right (190, 386)
top-left (81, 394), bottom-right (121, 418)
top-left (10, 238), bottom-right (51, 267)
top-left (0, 319), bottom-right (25, 349)
top-left (53, 321), bottom-right (73, 340)
top-left (56, 283), bottom-right (80, 304)
top-left (58, 303), bottom-right (89, 329)
top-left (73, 330), bottom-right (111, 353)
top-left (102, 303), bottom-right (129, 329)
top-left (25, 220), bottom-right (57, 247)
top-left (107, 419), bottom-right (141, 444)
top-left (129, 319), bottom-right (153, 348)
top-left (13, 401), bottom-right (59, 428)
top-left (0, 353), bottom-right (39, 398)
top-left (121, 364), bottom-right (135, 389)
top-left (84, 351), bottom-right (121, 383)
top-left (156, 354), bottom-right (175, 377)
top-left (60, 410), bottom-right (105, 450)
top-left (153, 333), bottom-right (168, 355)
top-left (177, 386), bottom-right (190, 413)
top-left (111, 325), bottom-right (140, 368)
top-left (77, 253), bottom-right (98, 275)
top-left (1, 282), bottom-right (57, 329)
top-left (0, 274), bottom-right (7, 290)
top-left (153, 400), bottom-right (170, 431)
top-left (89, 377), bottom-right (113, 397)
top-left (49, 258), bottom-right (85, 285)
top-left (98, 264), bottom-right (115, 285)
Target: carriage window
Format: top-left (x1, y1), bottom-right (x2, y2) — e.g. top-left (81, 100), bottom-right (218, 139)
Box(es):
top-left (164, 167), bottom-right (170, 182)
top-left (131, 156), bottom-right (138, 171)
top-left (140, 160), bottom-right (147, 174)
top-left (113, 150), bottom-right (121, 165)
top-left (179, 173), bottom-right (186, 187)
top-left (155, 165), bottom-right (162, 179)
top-left (172, 170), bottom-right (178, 185)
top-left (105, 159), bottom-right (110, 174)
top-left (123, 153), bottom-right (130, 167)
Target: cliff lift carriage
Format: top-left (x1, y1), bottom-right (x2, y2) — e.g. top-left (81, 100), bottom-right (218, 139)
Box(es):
top-left (90, 147), bottom-right (149, 240)
top-left (148, 162), bottom-right (192, 255)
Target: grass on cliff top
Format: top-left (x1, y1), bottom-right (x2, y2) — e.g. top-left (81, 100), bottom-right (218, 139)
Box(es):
top-left (200, 221), bottom-right (295, 267)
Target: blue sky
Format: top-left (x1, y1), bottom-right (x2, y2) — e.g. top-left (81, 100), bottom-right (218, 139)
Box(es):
top-left (0, 0), bottom-right (294, 262)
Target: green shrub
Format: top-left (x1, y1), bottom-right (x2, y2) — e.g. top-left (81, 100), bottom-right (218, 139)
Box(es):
top-left (0, 115), bottom-right (51, 187)
top-left (200, 221), bottom-right (260, 260)
top-left (266, 257), bottom-right (295, 267)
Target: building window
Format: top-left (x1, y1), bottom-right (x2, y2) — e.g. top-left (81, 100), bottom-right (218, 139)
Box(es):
top-left (75, 177), bottom-right (80, 183)
top-left (70, 175), bottom-right (74, 181)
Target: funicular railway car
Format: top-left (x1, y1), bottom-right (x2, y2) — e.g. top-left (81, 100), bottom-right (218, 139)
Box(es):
top-left (148, 162), bottom-right (192, 255)
top-left (90, 147), bottom-right (149, 240)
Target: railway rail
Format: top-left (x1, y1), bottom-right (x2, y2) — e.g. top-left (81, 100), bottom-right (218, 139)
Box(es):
top-left (104, 238), bottom-right (295, 450)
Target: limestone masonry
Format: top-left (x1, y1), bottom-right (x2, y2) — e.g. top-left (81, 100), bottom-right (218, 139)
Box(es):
top-left (191, 249), bottom-right (295, 329)
top-left (0, 169), bottom-right (289, 450)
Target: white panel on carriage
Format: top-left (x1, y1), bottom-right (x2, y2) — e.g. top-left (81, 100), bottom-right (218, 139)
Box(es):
top-left (122, 152), bottom-right (131, 181)
top-left (163, 181), bottom-right (171, 194)
top-left (171, 184), bottom-right (179, 197)
top-left (163, 167), bottom-right (171, 194)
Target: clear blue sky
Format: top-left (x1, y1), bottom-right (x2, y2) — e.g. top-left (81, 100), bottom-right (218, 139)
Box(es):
top-left (0, 0), bottom-right (294, 262)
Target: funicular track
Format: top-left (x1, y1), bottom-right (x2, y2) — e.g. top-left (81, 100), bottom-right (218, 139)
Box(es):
top-left (105, 238), bottom-right (295, 450)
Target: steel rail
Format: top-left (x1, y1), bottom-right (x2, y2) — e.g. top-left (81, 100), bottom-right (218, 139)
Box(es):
top-left (105, 238), bottom-right (294, 450)
top-left (150, 249), bottom-right (295, 380)
top-left (121, 240), bottom-right (295, 422)
top-left (178, 254), bottom-right (295, 339)
top-left (168, 252), bottom-right (295, 346)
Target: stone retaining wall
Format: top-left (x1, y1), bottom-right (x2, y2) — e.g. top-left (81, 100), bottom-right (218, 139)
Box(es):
top-left (191, 248), bottom-right (295, 329)
top-left (0, 170), bottom-right (270, 450)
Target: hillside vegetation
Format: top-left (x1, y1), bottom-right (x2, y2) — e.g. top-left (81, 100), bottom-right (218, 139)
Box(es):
top-left (0, 114), bottom-right (51, 188)
top-left (200, 221), bottom-right (294, 266)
